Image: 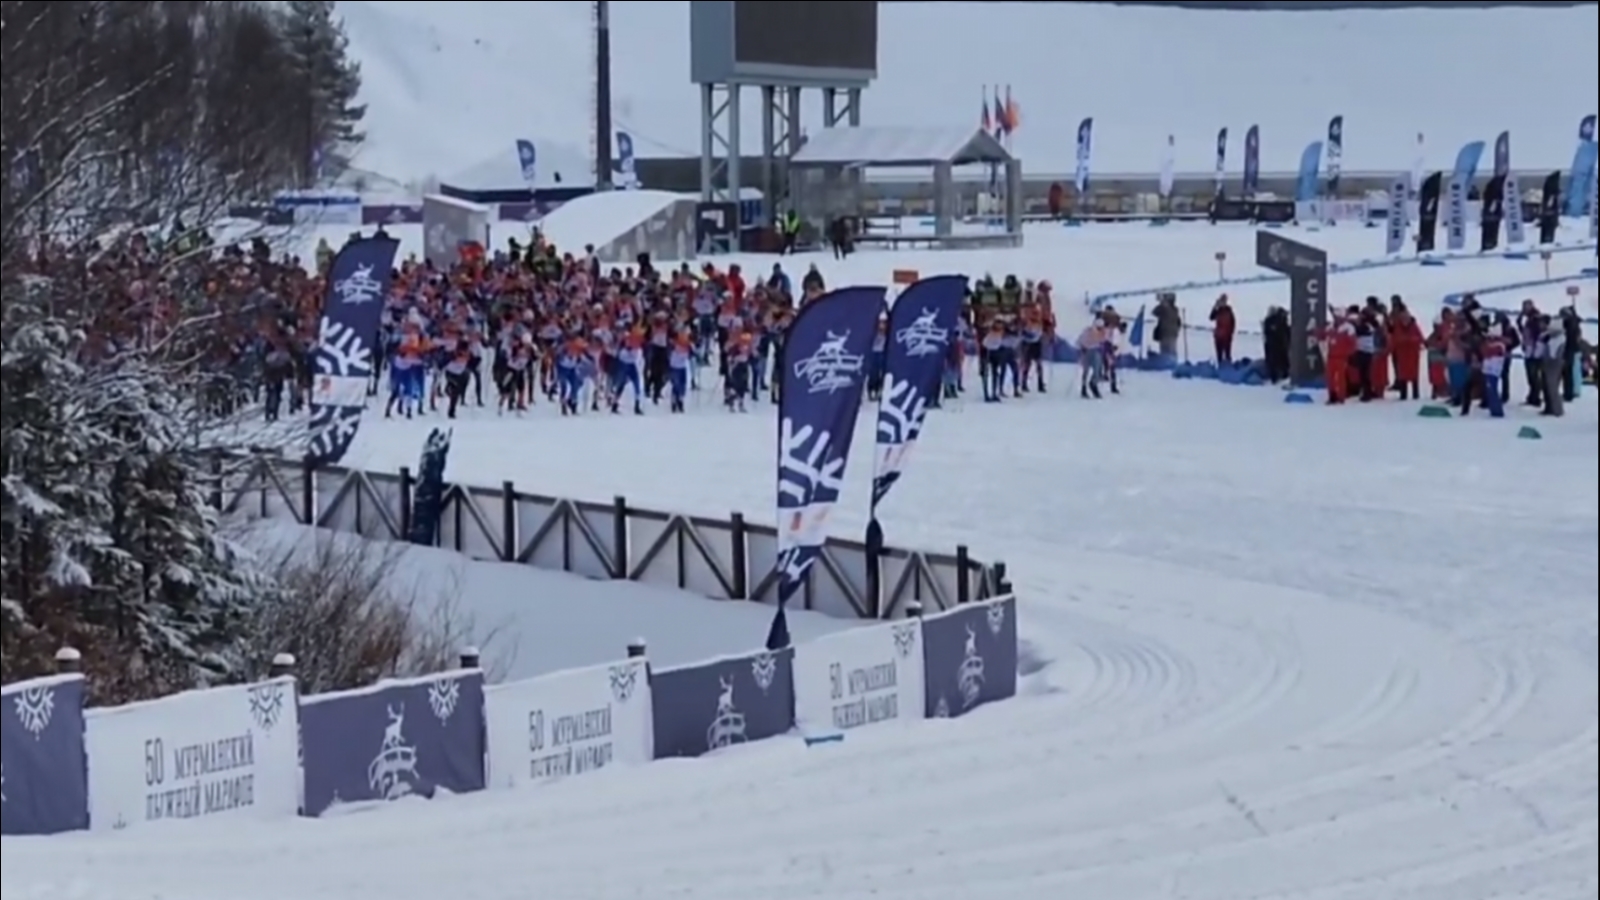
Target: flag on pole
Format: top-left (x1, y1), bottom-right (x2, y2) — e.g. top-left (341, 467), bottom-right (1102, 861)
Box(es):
top-left (768, 286), bottom-right (886, 650)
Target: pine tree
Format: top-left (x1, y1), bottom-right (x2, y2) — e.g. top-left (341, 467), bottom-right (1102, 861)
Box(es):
top-left (0, 304), bottom-right (268, 700)
top-left (280, 0), bottom-right (366, 184)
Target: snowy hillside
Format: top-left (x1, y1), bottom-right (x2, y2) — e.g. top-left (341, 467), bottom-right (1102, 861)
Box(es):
top-left (339, 0), bottom-right (1598, 181)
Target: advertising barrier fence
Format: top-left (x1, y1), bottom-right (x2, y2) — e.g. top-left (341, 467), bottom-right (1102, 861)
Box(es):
top-left (0, 597), bottom-right (1018, 836)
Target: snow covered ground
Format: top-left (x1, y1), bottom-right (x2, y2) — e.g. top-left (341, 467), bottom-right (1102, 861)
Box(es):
top-left (240, 523), bottom-right (858, 683)
top-left (336, 1), bottom-right (1598, 181)
top-left (4, 224), bottom-right (1597, 898)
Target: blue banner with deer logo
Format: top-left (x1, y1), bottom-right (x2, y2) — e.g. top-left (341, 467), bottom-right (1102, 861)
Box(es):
top-left (921, 597), bottom-right (1018, 720)
top-left (299, 671), bottom-right (485, 816)
top-left (307, 235), bottom-right (399, 466)
top-left (768, 287), bottom-right (886, 649)
top-left (872, 275), bottom-right (965, 510)
top-left (1, 675), bottom-right (89, 834)
top-left (650, 649), bottom-right (795, 760)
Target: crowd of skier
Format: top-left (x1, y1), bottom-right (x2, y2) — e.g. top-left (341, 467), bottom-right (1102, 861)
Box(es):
top-left (51, 225), bottom-right (1590, 428)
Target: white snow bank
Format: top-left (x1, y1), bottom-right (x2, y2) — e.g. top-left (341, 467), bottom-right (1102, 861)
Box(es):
top-left (239, 522), bottom-right (857, 683)
top-left (536, 190), bottom-right (682, 255)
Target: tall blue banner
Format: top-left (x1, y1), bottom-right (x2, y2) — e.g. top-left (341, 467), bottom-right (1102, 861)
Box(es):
top-left (1243, 125), bottom-right (1261, 195)
top-left (1566, 115), bottom-right (1597, 218)
top-left (1324, 115), bottom-right (1343, 193)
top-left (0, 675), bottom-right (89, 835)
top-left (1295, 140), bottom-right (1324, 202)
top-left (1073, 118), bottom-right (1093, 194)
top-left (307, 236), bottom-right (399, 466)
top-left (1493, 130), bottom-right (1511, 178)
top-left (515, 138), bottom-right (538, 185)
top-left (769, 286), bottom-right (886, 649)
top-left (1446, 140), bottom-right (1485, 252)
top-left (871, 275), bottom-right (966, 510)
top-left (1213, 127), bottom-right (1228, 197)
top-left (408, 427), bottom-right (453, 546)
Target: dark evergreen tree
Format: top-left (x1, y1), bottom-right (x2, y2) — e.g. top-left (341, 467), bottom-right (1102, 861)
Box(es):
top-left (279, 0), bottom-right (366, 184)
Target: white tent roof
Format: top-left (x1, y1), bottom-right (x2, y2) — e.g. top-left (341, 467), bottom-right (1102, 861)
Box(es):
top-left (440, 139), bottom-right (593, 191)
top-left (789, 126), bottom-right (1012, 166)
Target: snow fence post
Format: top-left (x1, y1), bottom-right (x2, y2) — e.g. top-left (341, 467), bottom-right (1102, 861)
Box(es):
top-left (500, 482), bottom-right (516, 562)
top-left (955, 545), bottom-right (972, 605)
top-left (729, 512), bottom-right (749, 599)
top-left (268, 652), bottom-right (296, 679)
top-left (993, 561), bottom-right (1012, 596)
top-left (54, 646), bottom-right (82, 674)
top-left (611, 496), bottom-right (629, 579)
top-left (459, 646), bottom-right (481, 670)
top-left (627, 638), bottom-right (650, 681)
top-left (905, 602), bottom-right (923, 618)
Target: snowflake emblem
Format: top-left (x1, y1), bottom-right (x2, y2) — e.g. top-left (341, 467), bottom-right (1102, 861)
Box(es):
top-left (892, 623), bottom-right (919, 658)
top-left (248, 682), bottom-right (287, 732)
top-left (427, 677), bottom-right (460, 723)
top-left (986, 602), bottom-right (1007, 637)
top-left (750, 652), bottom-right (778, 693)
top-left (13, 686), bottom-right (55, 737)
top-left (609, 663), bottom-right (640, 703)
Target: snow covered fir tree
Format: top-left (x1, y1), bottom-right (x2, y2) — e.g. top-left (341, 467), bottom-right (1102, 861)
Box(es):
top-left (0, 0), bottom-right (382, 701)
top-left (279, 0), bottom-right (367, 183)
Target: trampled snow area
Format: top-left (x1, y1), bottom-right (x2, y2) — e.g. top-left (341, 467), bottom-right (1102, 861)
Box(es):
top-left (4, 225), bottom-right (1597, 899)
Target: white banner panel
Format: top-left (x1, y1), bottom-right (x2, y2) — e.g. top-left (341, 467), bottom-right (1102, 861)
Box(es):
top-left (84, 678), bottom-right (299, 831)
top-left (794, 619), bottom-right (925, 737)
top-left (484, 658), bottom-right (651, 790)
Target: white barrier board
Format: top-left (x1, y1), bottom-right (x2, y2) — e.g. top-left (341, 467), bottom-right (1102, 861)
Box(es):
top-left (794, 620), bottom-right (925, 737)
top-left (84, 677), bottom-right (299, 830)
top-left (484, 658), bottom-right (652, 790)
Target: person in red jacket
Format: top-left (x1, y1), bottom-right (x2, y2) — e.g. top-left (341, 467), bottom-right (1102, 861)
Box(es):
top-left (1323, 313), bottom-right (1357, 404)
top-left (1387, 302), bottom-right (1425, 399)
top-left (1209, 294), bottom-right (1236, 364)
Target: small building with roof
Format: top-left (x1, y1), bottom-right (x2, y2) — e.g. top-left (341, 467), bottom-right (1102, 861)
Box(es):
top-left (788, 125), bottom-right (1022, 249)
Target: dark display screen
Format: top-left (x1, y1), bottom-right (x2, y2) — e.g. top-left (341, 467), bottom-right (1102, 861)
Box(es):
top-left (732, 1), bottom-right (877, 71)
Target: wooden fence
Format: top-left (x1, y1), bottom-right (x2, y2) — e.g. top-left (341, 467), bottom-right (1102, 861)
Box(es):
top-left (221, 456), bottom-right (1007, 620)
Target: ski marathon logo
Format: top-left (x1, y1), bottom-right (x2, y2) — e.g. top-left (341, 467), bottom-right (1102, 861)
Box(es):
top-left (608, 663), bottom-right (642, 704)
top-left (892, 622), bottom-right (919, 659)
top-left (894, 309), bottom-right (950, 357)
top-left (367, 678), bottom-right (461, 800)
top-left (706, 654), bottom-right (779, 751)
top-left (334, 264), bottom-right (385, 306)
top-left (247, 682), bottom-right (288, 732)
top-left (792, 331), bottom-right (865, 394)
top-left (933, 604), bottom-right (1007, 718)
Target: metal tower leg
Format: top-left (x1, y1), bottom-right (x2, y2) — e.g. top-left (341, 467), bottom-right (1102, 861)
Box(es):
top-left (699, 83), bottom-right (743, 205)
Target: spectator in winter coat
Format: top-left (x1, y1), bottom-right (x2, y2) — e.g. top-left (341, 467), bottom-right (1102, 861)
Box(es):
top-left (1261, 306), bottom-right (1291, 383)
top-left (1539, 316), bottom-right (1567, 417)
top-left (1209, 295), bottom-right (1236, 364)
top-left (1152, 294), bottom-right (1182, 358)
top-left (1386, 302), bottom-right (1423, 399)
